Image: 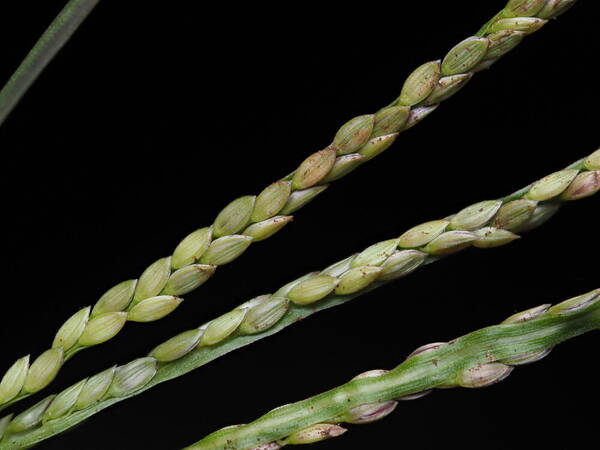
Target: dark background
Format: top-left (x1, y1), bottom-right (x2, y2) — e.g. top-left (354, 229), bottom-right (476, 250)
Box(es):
top-left (0, 1), bottom-right (598, 449)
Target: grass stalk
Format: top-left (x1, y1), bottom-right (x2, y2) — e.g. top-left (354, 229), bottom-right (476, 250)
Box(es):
top-left (0, 0), bottom-right (100, 126)
top-left (190, 288), bottom-right (600, 449)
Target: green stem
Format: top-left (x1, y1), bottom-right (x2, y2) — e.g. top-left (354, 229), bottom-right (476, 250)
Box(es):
top-left (475, 10), bottom-right (505, 37)
top-left (0, 0), bottom-right (100, 126)
top-left (190, 290), bottom-right (600, 449)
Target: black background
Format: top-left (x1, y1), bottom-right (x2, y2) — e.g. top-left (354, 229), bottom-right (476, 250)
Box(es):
top-left (0, 1), bottom-right (598, 449)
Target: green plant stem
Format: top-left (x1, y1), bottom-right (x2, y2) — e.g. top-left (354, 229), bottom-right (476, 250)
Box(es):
top-left (0, 0), bottom-right (100, 126)
top-left (1, 148), bottom-right (598, 448)
top-left (189, 289), bottom-right (600, 449)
